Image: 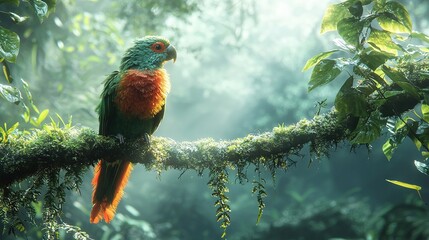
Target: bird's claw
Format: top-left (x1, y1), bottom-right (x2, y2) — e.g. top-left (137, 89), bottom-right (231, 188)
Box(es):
top-left (143, 133), bottom-right (151, 146)
top-left (115, 134), bottom-right (125, 144)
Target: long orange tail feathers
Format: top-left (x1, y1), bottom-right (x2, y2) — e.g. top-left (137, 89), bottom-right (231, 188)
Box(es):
top-left (90, 160), bottom-right (133, 223)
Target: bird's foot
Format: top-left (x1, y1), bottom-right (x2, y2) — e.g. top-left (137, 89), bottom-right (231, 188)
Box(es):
top-left (115, 134), bottom-right (125, 144)
top-left (143, 133), bottom-right (151, 146)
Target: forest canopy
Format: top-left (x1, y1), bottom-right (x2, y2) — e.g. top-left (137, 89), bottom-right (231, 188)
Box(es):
top-left (1, 0), bottom-right (429, 239)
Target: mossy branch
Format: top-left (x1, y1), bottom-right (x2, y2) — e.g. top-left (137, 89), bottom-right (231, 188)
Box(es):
top-left (1, 65), bottom-right (428, 188)
top-left (0, 111), bottom-right (350, 188)
top-left (0, 62), bottom-right (427, 240)
top-left (0, 59), bottom-right (427, 240)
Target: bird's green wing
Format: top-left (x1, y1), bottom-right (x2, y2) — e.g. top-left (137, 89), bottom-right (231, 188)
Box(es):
top-left (97, 71), bottom-right (120, 136)
top-left (151, 105), bottom-right (165, 134)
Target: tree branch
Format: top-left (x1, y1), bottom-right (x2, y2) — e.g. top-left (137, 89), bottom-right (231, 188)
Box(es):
top-left (0, 111), bottom-right (351, 187)
top-left (0, 64), bottom-right (427, 188)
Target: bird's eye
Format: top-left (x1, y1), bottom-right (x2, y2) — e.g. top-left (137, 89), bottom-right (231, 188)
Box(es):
top-left (151, 42), bottom-right (166, 53)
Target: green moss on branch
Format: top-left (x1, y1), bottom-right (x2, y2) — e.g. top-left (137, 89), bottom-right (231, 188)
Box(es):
top-left (2, 70), bottom-right (428, 188)
top-left (0, 111), bottom-right (348, 188)
top-left (142, 112), bottom-right (348, 170)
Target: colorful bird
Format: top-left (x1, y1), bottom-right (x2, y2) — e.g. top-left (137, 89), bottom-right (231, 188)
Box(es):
top-left (90, 36), bottom-right (177, 223)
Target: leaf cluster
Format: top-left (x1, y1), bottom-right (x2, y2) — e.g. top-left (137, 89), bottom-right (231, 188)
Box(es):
top-left (304, 0), bottom-right (429, 167)
top-left (0, 0), bottom-right (56, 128)
top-left (0, 117), bottom-right (92, 239)
top-left (208, 166), bottom-right (231, 238)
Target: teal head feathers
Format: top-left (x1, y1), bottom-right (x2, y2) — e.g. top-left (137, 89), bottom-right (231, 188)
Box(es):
top-left (120, 36), bottom-right (177, 71)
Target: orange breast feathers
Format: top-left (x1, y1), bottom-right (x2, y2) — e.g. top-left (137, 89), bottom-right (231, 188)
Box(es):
top-left (115, 69), bottom-right (170, 119)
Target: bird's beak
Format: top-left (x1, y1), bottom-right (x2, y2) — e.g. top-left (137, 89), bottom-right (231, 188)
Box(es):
top-left (165, 45), bottom-right (177, 63)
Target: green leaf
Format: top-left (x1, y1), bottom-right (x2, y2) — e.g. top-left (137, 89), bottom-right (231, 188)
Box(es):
top-left (411, 136), bottom-right (422, 150)
top-left (411, 32), bottom-right (429, 44)
top-left (359, 50), bottom-right (391, 70)
top-left (302, 50), bottom-right (338, 71)
top-left (383, 139), bottom-right (394, 160)
top-left (332, 38), bottom-right (356, 51)
top-left (383, 90), bottom-right (403, 98)
top-left (368, 28), bottom-right (401, 55)
top-left (377, 1), bottom-right (412, 33)
top-left (369, 71), bottom-right (387, 86)
top-left (383, 117), bottom-right (414, 159)
top-left (337, 17), bottom-right (364, 46)
top-left (31, 0), bottom-right (48, 23)
top-left (335, 76), bottom-right (369, 117)
top-left (0, 126), bottom-right (6, 142)
top-left (2, 61), bottom-right (13, 83)
top-left (0, 26), bottom-right (20, 63)
top-left (415, 160), bottom-right (429, 175)
top-left (31, 101), bottom-right (39, 114)
top-left (31, 109), bottom-right (49, 127)
top-left (44, 0), bottom-right (56, 15)
top-left (395, 116), bottom-right (412, 131)
top-left (36, 109), bottom-right (49, 125)
top-left (382, 66), bottom-right (407, 82)
top-left (0, 83), bottom-right (20, 104)
top-left (414, 124), bottom-right (429, 150)
top-left (382, 66), bottom-right (420, 99)
top-left (355, 81), bottom-right (378, 96)
top-left (13, 220), bottom-right (26, 232)
top-left (350, 111), bottom-right (385, 144)
top-left (31, 201), bottom-right (43, 218)
top-left (424, 93), bottom-right (429, 106)
top-left (308, 59), bottom-right (341, 92)
top-left (6, 122), bottom-right (19, 134)
top-left (422, 104), bottom-right (429, 122)
top-left (348, 1), bottom-right (363, 18)
top-left (0, 0), bottom-right (19, 5)
top-left (21, 78), bottom-right (33, 101)
top-left (256, 208), bottom-right (263, 224)
top-left (395, 82), bottom-right (420, 99)
top-left (320, 2), bottom-right (352, 33)
top-left (407, 120), bottom-right (421, 150)
top-left (22, 104), bottom-right (30, 122)
top-left (374, 0), bottom-right (386, 11)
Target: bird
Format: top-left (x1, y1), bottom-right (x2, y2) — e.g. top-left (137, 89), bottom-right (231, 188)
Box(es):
top-left (90, 36), bottom-right (177, 224)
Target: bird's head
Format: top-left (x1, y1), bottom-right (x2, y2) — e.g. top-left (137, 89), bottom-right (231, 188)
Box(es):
top-left (120, 36), bottom-right (177, 71)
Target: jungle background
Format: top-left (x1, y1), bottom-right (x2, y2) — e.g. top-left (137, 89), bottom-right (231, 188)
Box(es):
top-left (1, 0), bottom-right (429, 239)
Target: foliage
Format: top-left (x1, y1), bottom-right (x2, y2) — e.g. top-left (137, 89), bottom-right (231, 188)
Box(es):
top-left (1, 0), bottom-right (429, 239)
top-left (0, 116), bottom-right (91, 239)
top-left (208, 166), bottom-right (230, 238)
top-left (304, 0), bottom-right (429, 165)
top-left (0, 109), bottom-right (351, 238)
top-left (252, 164), bottom-right (267, 225)
top-left (114, 0), bottom-right (198, 35)
top-left (245, 198), bottom-right (429, 240)
top-left (1, 0), bottom-right (199, 129)
top-left (0, 0), bottom-right (202, 237)
top-left (245, 198), bottom-right (370, 240)
top-left (0, 0), bottom-right (56, 127)
top-left (385, 179), bottom-right (423, 200)
top-left (376, 202), bottom-right (429, 239)
top-left (2, 71), bottom-right (427, 237)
